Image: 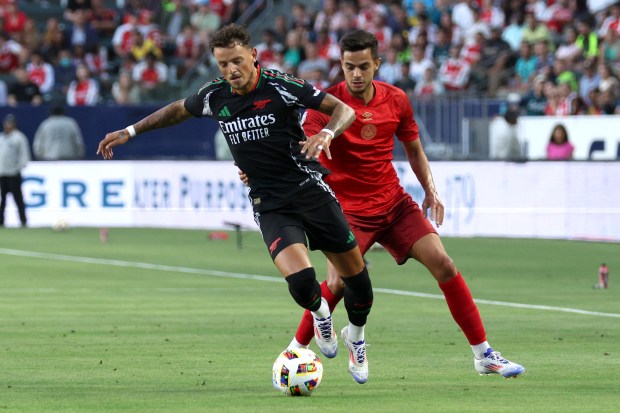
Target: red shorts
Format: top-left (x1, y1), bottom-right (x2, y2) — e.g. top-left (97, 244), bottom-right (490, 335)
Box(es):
top-left (344, 193), bottom-right (436, 265)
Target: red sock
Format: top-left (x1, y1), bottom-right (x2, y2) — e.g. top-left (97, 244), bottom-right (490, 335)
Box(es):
top-left (295, 280), bottom-right (342, 346)
top-left (438, 272), bottom-right (486, 345)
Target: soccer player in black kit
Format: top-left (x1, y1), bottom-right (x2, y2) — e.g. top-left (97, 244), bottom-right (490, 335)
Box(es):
top-left (97, 24), bottom-right (372, 384)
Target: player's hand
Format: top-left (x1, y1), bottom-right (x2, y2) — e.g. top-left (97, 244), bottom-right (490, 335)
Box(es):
top-left (422, 191), bottom-right (444, 227)
top-left (97, 129), bottom-right (132, 160)
top-left (300, 131), bottom-right (332, 160)
top-left (238, 169), bottom-right (250, 186)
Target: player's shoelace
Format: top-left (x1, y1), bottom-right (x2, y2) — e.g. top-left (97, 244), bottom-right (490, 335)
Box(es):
top-left (315, 316), bottom-right (333, 341)
top-left (486, 351), bottom-right (510, 365)
top-left (350, 340), bottom-right (366, 365)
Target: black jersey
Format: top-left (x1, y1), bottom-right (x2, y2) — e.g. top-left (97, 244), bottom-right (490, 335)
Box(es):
top-left (184, 66), bottom-right (334, 212)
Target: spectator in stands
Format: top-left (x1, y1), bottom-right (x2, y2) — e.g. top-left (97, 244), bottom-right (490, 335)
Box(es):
top-left (255, 28), bottom-right (284, 70)
top-left (63, 8), bottom-right (99, 53)
top-left (3, 0), bottom-right (28, 42)
top-left (191, 0), bottom-right (221, 44)
top-left (0, 31), bottom-right (23, 73)
top-left (598, 87), bottom-right (620, 114)
top-left (540, 0), bottom-right (573, 39)
top-left (462, 5), bottom-right (490, 47)
top-left (521, 75), bottom-right (548, 115)
top-left (546, 124), bottom-right (574, 160)
top-left (555, 25), bottom-right (582, 64)
top-left (160, 0), bottom-right (191, 42)
top-left (7, 67), bottom-right (41, 106)
top-left (174, 24), bottom-right (202, 79)
top-left (20, 18), bottom-right (41, 53)
top-left (439, 43), bottom-right (471, 92)
top-left (132, 51), bottom-right (168, 101)
top-left (89, 0), bottom-right (119, 39)
top-left (597, 63), bottom-right (620, 97)
top-left (33, 105), bottom-right (85, 160)
top-left (386, 1), bottom-right (410, 34)
top-left (432, 28), bottom-right (451, 67)
top-left (26, 51), bottom-right (55, 99)
top-left (123, 0), bottom-right (162, 23)
top-left (489, 109), bottom-right (521, 160)
top-left (586, 87), bottom-right (603, 115)
top-left (40, 18), bottom-right (65, 61)
top-left (289, 2), bottom-right (312, 32)
top-left (512, 41), bottom-right (538, 92)
top-left (414, 66), bottom-right (445, 97)
top-left (408, 44), bottom-right (435, 84)
top-left (67, 63), bottom-right (100, 106)
top-left (64, 0), bottom-right (93, 24)
top-left (575, 17), bottom-right (599, 62)
top-left (438, 9), bottom-right (463, 46)
top-left (111, 70), bottom-right (141, 105)
top-left (479, 0), bottom-right (505, 29)
top-left (393, 61), bottom-right (417, 95)
top-left (314, 0), bottom-right (345, 34)
top-left (598, 3), bottom-right (620, 38)
top-left (378, 47), bottom-right (402, 85)
top-left (533, 39), bottom-right (555, 78)
top-left (452, 0), bottom-right (476, 33)
top-left (0, 114), bottom-right (29, 228)
top-left (130, 29), bottom-right (163, 62)
top-left (471, 26), bottom-right (515, 96)
top-left (598, 28), bottom-right (620, 72)
top-left (503, 13), bottom-right (525, 52)
top-left (544, 83), bottom-right (561, 115)
top-left (522, 11), bottom-right (553, 51)
top-left (297, 42), bottom-right (330, 81)
top-left (555, 79), bottom-right (578, 115)
top-left (579, 60), bottom-right (601, 106)
top-left (282, 30), bottom-right (305, 76)
top-left (52, 49), bottom-right (77, 97)
top-left (112, 13), bottom-right (138, 60)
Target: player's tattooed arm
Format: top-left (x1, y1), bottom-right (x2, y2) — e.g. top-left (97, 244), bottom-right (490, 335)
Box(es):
top-left (301, 93), bottom-right (355, 159)
top-left (317, 93), bottom-right (355, 137)
top-left (133, 99), bottom-right (193, 133)
top-left (97, 99), bottom-right (193, 159)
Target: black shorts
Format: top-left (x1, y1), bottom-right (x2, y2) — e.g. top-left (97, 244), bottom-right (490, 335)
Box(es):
top-left (255, 189), bottom-right (357, 260)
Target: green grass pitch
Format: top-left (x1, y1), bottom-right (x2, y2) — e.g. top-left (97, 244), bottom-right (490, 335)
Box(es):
top-left (1, 227), bottom-right (618, 412)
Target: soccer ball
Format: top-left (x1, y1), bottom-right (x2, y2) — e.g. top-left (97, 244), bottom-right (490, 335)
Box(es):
top-left (52, 218), bottom-right (69, 232)
top-left (272, 348), bottom-right (323, 396)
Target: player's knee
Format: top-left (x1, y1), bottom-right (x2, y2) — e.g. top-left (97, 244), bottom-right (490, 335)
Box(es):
top-left (342, 266), bottom-right (373, 326)
top-left (286, 267), bottom-right (322, 311)
top-left (431, 254), bottom-right (457, 283)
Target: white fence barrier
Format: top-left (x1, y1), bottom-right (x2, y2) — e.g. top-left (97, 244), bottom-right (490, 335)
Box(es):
top-left (3, 161), bottom-right (619, 242)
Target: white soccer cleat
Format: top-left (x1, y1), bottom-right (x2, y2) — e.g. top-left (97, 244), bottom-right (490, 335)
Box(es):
top-left (341, 326), bottom-right (368, 384)
top-left (313, 303), bottom-right (338, 358)
top-left (474, 348), bottom-right (525, 379)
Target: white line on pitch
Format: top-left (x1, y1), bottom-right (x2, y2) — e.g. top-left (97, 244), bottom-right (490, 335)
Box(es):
top-left (1, 247), bottom-right (618, 319)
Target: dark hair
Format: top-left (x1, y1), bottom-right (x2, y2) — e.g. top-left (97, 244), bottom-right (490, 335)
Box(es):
top-left (339, 30), bottom-right (379, 60)
top-left (549, 124), bottom-right (569, 143)
top-left (209, 24), bottom-right (252, 53)
top-left (51, 105), bottom-right (65, 116)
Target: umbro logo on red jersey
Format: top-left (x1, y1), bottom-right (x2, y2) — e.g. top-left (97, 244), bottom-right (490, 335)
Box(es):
top-left (252, 99), bottom-right (271, 110)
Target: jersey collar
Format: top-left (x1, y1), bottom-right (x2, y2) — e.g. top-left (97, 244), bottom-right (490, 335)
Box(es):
top-left (231, 64), bottom-right (262, 95)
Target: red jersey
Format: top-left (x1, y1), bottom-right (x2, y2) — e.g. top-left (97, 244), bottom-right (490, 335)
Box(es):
top-left (302, 80), bottom-right (419, 216)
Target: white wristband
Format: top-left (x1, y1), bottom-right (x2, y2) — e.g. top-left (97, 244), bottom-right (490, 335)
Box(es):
top-left (320, 128), bottom-right (335, 140)
top-left (125, 125), bottom-right (136, 138)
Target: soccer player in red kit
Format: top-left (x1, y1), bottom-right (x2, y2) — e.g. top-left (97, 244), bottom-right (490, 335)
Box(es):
top-left (290, 30), bottom-right (525, 379)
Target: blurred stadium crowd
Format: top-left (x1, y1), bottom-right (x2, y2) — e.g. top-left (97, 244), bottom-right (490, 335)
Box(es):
top-left (0, 0), bottom-right (619, 115)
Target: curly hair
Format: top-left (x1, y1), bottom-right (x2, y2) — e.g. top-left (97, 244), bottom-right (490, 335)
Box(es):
top-left (209, 24), bottom-right (252, 53)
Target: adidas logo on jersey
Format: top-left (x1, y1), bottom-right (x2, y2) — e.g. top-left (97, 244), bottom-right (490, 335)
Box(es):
top-left (218, 106), bottom-right (231, 117)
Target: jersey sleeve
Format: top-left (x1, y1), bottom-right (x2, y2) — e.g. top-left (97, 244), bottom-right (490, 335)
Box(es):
top-left (268, 70), bottom-right (327, 110)
top-left (183, 79), bottom-right (224, 118)
top-left (394, 92), bottom-right (419, 143)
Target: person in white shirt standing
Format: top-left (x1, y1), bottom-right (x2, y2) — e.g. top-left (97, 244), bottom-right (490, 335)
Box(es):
top-left (0, 114), bottom-right (30, 227)
top-left (33, 105), bottom-right (85, 160)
